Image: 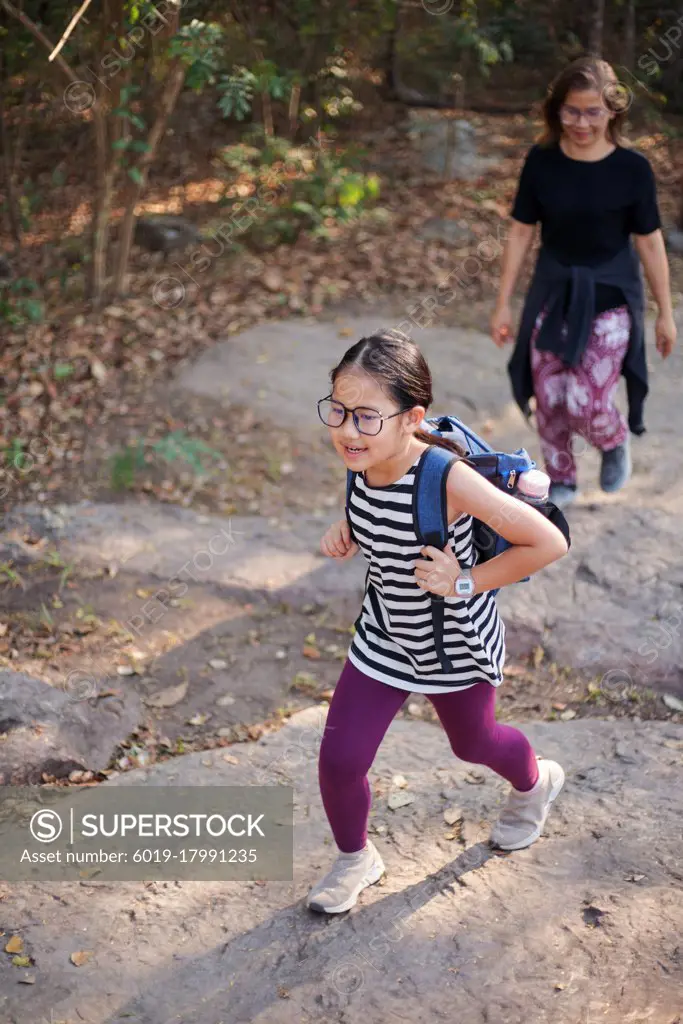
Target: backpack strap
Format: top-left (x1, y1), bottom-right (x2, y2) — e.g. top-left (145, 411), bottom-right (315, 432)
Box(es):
top-left (413, 445), bottom-right (459, 673)
top-left (345, 469), bottom-right (356, 541)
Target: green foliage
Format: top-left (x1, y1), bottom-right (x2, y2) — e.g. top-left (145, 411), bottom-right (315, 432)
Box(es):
top-left (217, 136), bottom-right (380, 247)
top-left (217, 61), bottom-right (289, 122)
top-left (110, 431), bottom-right (222, 491)
top-left (217, 67), bottom-right (256, 121)
top-left (0, 277), bottom-right (44, 327)
top-left (169, 19), bottom-right (226, 92)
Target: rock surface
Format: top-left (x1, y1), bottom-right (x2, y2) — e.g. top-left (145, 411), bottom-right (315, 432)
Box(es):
top-left (0, 708), bottom-right (681, 1024)
top-left (109, 314), bottom-right (683, 691)
top-left (0, 669), bottom-right (141, 783)
top-left (407, 114), bottom-right (498, 181)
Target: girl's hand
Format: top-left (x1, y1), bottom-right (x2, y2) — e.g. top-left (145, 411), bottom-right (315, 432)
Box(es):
top-left (321, 518), bottom-right (359, 560)
top-left (655, 311), bottom-right (677, 358)
top-left (414, 544), bottom-right (461, 597)
top-left (491, 302), bottom-right (513, 348)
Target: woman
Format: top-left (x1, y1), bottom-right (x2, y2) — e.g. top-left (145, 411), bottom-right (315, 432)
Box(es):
top-left (491, 57), bottom-right (676, 509)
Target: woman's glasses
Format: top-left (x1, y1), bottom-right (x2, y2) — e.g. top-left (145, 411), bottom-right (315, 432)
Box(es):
top-left (559, 105), bottom-right (609, 125)
top-left (317, 395), bottom-right (406, 436)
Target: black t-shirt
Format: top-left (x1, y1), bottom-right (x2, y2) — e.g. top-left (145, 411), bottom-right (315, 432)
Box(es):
top-left (511, 142), bottom-right (661, 314)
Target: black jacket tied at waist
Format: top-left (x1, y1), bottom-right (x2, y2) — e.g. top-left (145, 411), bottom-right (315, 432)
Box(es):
top-left (508, 243), bottom-right (648, 435)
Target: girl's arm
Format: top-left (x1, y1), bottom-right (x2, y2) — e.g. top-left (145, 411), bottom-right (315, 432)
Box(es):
top-left (415, 461), bottom-right (568, 598)
top-left (633, 229), bottom-right (677, 358)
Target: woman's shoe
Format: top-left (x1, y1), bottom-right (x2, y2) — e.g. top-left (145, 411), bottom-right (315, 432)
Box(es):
top-left (306, 839), bottom-right (385, 914)
top-left (548, 482), bottom-right (579, 509)
top-left (600, 437), bottom-right (631, 493)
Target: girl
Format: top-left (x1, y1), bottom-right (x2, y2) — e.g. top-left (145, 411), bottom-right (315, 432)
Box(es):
top-left (492, 57), bottom-right (676, 509)
top-left (306, 329), bottom-right (568, 915)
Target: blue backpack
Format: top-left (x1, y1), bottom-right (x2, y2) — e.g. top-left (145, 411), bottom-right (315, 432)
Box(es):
top-left (345, 414), bottom-right (571, 673)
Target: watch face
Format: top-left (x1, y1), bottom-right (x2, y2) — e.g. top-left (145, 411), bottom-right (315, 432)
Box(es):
top-left (455, 577), bottom-right (474, 596)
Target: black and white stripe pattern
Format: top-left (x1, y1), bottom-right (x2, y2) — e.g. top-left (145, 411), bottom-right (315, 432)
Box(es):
top-left (347, 450), bottom-right (505, 692)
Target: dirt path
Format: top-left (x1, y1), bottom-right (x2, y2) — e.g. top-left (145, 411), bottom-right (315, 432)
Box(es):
top-left (0, 708), bottom-right (681, 1024)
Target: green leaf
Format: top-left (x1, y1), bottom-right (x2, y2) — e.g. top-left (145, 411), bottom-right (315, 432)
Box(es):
top-left (111, 138), bottom-right (130, 151)
top-left (128, 140), bottom-right (151, 153)
top-left (128, 167), bottom-right (144, 185)
top-left (24, 298), bottom-right (43, 322)
top-left (54, 363), bottom-right (74, 379)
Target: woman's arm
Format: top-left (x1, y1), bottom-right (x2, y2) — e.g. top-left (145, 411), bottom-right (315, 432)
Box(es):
top-left (414, 461), bottom-right (568, 597)
top-left (491, 220), bottom-right (537, 346)
top-left (634, 229), bottom-right (676, 358)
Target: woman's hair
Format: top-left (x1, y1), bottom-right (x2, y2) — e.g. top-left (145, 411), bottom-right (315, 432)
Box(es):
top-left (539, 56), bottom-right (630, 147)
top-left (329, 328), bottom-right (467, 458)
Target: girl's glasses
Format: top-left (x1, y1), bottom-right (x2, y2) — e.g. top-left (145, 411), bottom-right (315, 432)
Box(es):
top-left (317, 395), bottom-right (406, 436)
top-left (559, 105), bottom-right (609, 125)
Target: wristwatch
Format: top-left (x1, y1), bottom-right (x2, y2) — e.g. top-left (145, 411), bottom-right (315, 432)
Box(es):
top-left (454, 566), bottom-right (475, 597)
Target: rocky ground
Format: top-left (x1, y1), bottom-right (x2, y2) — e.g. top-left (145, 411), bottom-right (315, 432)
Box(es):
top-left (0, 304), bottom-right (682, 1022)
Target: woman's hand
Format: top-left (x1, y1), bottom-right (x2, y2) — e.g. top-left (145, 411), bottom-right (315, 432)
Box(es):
top-left (655, 310), bottom-right (677, 358)
top-left (321, 519), bottom-right (359, 560)
top-left (414, 544), bottom-right (461, 597)
top-left (491, 302), bottom-right (513, 348)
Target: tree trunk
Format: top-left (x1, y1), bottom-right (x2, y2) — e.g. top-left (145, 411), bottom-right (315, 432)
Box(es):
top-left (262, 89), bottom-right (274, 136)
top-left (288, 81), bottom-right (301, 139)
top-left (588, 0), bottom-right (605, 57)
top-left (91, 105), bottom-right (115, 304)
top-left (111, 61), bottom-right (186, 297)
top-left (0, 55), bottom-right (22, 245)
top-left (624, 0), bottom-right (636, 72)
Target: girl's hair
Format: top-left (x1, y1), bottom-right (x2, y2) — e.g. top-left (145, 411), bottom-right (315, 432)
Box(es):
top-left (330, 328), bottom-right (468, 458)
top-left (539, 56), bottom-right (629, 147)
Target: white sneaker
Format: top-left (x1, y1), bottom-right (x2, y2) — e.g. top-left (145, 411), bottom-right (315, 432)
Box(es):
top-left (490, 758), bottom-right (565, 851)
top-left (306, 839), bottom-right (385, 914)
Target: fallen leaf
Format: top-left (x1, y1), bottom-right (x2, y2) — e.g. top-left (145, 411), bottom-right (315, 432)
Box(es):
top-left (387, 791), bottom-right (415, 811)
top-left (18, 974), bottom-right (35, 984)
top-left (116, 665), bottom-right (136, 677)
top-left (70, 950), bottom-right (93, 966)
top-left (262, 268), bottom-right (284, 292)
top-left (560, 709), bottom-right (577, 721)
top-left (277, 985), bottom-right (290, 999)
top-left (302, 645), bottom-right (321, 659)
top-left (443, 806), bottom-right (463, 826)
top-left (5, 936), bottom-right (23, 954)
top-left (625, 872), bottom-right (645, 883)
top-left (222, 754), bottom-right (239, 764)
top-left (0, 623), bottom-right (8, 636)
top-left (208, 659), bottom-right (227, 670)
top-left (552, 702), bottom-right (567, 711)
top-left (216, 694), bottom-right (235, 707)
top-left (464, 770), bottom-right (485, 785)
top-left (188, 713), bottom-right (209, 726)
top-left (143, 681), bottom-right (188, 708)
top-left (136, 588), bottom-right (151, 599)
top-left (532, 646), bottom-right (544, 668)
top-left (89, 357), bottom-right (107, 383)
top-left (554, 982), bottom-right (566, 991)
top-left (663, 694), bottom-right (683, 713)
top-left (391, 774), bottom-right (408, 789)
top-left (11, 956), bottom-right (32, 967)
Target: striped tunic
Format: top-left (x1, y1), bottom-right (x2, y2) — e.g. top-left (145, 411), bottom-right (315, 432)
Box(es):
top-left (347, 449), bottom-right (505, 693)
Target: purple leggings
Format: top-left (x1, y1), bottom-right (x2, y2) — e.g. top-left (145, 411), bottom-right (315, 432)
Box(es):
top-left (319, 661), bottom-right (539, 853)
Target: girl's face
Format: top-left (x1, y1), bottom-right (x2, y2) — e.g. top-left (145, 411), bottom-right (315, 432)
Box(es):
top-left (559, 87), bottom-right (613, 148)
top-left (325, 370), bottom-right (423, 471)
